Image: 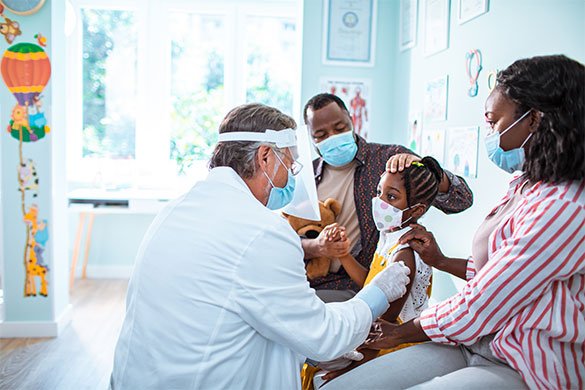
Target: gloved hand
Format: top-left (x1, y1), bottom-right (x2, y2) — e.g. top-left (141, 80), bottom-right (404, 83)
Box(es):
top-left (369, 261), bottom-right (410, 302)
top-left (318, 350), bottom-right (364, 371)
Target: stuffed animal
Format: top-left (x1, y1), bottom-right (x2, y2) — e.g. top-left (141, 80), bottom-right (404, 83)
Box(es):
top-left (283, 198), bottom-right (342, 280)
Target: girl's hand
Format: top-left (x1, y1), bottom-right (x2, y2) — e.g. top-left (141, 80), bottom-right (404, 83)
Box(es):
top-left (314, 224), bottom-right (351, 258)
top-left (321, 347), bottom-right (379, 382)
top-left (322, 223), bottom-right (346, 242)
top-left (398, 224), bottom-right (446, 268)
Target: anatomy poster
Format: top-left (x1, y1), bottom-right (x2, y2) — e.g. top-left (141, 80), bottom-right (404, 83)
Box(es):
top-left (320, 77), bottom-right (371, 140)
top-left (446, 126), bottom-right (479, 178)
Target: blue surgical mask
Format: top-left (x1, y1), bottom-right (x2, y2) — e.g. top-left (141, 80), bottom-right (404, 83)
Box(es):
top-left (315, 131), bottom-right (358, 167)
top-left (485, 110), bottom-right (532, 173)
top-left (263, 150), bottom-right (296, 210)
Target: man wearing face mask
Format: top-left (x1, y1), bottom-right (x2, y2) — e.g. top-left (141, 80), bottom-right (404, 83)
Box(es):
top-left (302, 93), bottom-right (474, 302)
top-left (110, 103), bottom-right (413, 389)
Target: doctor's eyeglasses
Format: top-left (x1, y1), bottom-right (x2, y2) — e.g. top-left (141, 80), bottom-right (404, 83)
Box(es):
top-left (289, 160), bottom-right (303, 176)
top-left (274, 150), bottom-right (304, 176)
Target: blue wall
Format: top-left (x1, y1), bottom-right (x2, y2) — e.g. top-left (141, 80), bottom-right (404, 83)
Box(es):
top-left (396, 0), bottom-right (584, 298)
top-left (68, 0), bottom-right (584, 300)
top-left (301, 0), bottom-right (400, 143)
top-left (0, 0), bottom-right (69, 324)
top-left (300, 0), bottom-right (585, 298)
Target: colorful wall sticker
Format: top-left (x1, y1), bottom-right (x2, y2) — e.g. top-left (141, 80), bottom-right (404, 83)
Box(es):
top-left (2, 38), bottom-right (52, 297)
top-left (465, 49), bottom-right (482, 97)
top-left (0, 4), bottom-right (22, 43)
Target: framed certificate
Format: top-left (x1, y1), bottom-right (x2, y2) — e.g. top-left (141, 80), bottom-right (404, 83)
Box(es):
top-left (399, 0), bottom-right (418, 51)
top-left (423, 0), bottom-right (450, 56)
top-left (458, 0), bottom-right (489, 24)
top-left (323, 0), bottom-right (377, 67)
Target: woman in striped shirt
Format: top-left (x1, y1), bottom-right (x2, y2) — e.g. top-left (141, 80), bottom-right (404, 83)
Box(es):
top-left (321, 55), bottom-right (584, 389)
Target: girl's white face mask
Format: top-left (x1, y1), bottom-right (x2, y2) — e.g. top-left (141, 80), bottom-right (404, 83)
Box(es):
top-left (371, 197), bottom-right (420, 232)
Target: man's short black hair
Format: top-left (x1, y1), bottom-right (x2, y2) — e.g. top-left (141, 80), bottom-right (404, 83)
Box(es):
top-left (303, 93), bottom-right (350, 124)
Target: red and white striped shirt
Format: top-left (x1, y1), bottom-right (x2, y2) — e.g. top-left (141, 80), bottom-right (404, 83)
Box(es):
top-left (420, 177), bottom-right (585, 389)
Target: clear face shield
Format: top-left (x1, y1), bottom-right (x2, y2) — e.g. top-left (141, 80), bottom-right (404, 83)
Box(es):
top-left (217, 126), bottom-right (321, 220)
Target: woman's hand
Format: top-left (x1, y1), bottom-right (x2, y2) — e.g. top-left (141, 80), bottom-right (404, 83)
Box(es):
top-left (386, 153), bottom-right (421, 173)
top-left (364, 319), bottom-right (403, 350)
top-left (398, 224), bottom-right (446, 268)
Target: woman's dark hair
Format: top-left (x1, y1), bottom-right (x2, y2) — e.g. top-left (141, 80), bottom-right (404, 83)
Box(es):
top-left (209, 103), bottom-right (296, 178)
top-left (303, 93), bottom-right (350, 124)
top-left (402, 156), bottom-right (443, 208)
top-left (496, 55), bottom-right (584, 183)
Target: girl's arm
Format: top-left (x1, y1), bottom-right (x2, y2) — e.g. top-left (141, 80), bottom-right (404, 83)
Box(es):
top-left (380, 248), bottom-right (416, 322)
top-left (338, 254), bottom-right (368, 288)
top-left (399, 225), bottom-right (468, 280)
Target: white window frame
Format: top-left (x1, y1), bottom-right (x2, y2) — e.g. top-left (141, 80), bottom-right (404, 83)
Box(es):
top-left (66, 0), bottom-right (302, 190)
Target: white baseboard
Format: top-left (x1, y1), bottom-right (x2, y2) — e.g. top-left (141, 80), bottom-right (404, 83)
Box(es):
top-left (84, 265), bottom-right (133, 279)
top-left (0, 304), bottom-right (72, 338)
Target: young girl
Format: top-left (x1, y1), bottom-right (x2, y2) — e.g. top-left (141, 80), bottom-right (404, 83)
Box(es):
top-left (308, 156), bottom-right (444, 388)
top-left (331, 155), bottom-right (444, 324)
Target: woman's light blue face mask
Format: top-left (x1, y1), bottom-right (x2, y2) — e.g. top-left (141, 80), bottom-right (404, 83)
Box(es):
top-left (484, 110), bottom-right (532, 173)
top-left (315, 131), bottom-right (358, 167)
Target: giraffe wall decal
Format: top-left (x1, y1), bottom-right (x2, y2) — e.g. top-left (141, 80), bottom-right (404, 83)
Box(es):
top-left (23, 204), bottom-right (49, 296)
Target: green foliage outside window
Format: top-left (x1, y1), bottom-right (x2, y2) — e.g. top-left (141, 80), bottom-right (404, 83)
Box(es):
top-left (82, 9), bottom-right (137, 159)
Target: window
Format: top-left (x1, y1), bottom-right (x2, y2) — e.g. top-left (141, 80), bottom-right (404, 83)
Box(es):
top-left (169, 12), bottom-right (226, 175)
top-left (67, 0), bottom-right (301, 189)
top-left (81, 9), bottom-right (138, 159)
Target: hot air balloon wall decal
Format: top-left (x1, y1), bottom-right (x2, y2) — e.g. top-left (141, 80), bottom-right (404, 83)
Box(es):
top-left (2, 41), bottom-right (51, 297)
top-left (2, 42), bottom-right (51, 141)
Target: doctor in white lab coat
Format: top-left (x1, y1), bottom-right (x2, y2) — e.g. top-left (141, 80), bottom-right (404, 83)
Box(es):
top-left (110, 103), bottom-right (410, 389)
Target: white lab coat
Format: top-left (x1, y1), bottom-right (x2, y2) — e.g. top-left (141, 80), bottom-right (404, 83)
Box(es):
top-left (110, 167), bottom-right (373, 389)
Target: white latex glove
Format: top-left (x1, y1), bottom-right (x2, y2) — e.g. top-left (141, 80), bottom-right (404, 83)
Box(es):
top-left (369, 261), bottom-right (410, 302)
top-left (318, 350), bottom-right (364, 371)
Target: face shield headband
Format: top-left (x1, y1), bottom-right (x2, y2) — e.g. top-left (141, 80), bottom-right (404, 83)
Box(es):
top-left (218, 129), bottom-right (298, 157)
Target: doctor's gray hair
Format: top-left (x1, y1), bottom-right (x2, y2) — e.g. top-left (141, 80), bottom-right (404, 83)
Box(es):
top-left (209, 103), bottom-right (297, 178)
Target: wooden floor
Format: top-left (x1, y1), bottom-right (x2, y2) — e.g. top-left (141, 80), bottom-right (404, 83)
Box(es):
top-left (0, 279), bottom-right (128, 389)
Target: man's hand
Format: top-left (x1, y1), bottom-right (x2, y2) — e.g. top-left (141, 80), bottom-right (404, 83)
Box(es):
top-left (386, 153), bottom-right (450, 193)
top-left (321, 348), bottom-right (379, 382)
top-left (311, 223), bottom-right (351, 258)
top-left (317, 350), bottom-right (364, 372)
top-left (369, 261), bottom-right (410, 303)
top-left (398, 224), bottom-right (446, 268)
top-left (386, 153), bottom-right (421, 173)
top-left (370, 261), bottom-right (410, 302)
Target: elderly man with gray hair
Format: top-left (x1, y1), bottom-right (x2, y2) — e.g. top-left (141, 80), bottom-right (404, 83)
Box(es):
top-left (110, 103), bottom-right (410, 390)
